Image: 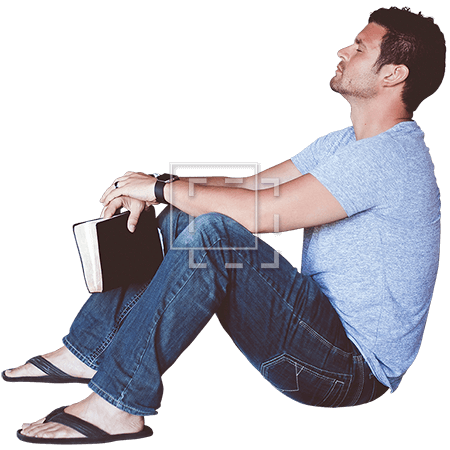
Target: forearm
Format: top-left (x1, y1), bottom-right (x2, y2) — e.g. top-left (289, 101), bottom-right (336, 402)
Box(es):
top-left (178, 160), bottom-right (302, 192)
top-left (164, 180), bottom-right (259, 232)
top-left (179, 176), bottom-right (257, 190)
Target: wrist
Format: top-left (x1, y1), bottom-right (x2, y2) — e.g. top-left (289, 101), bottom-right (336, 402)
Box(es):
top-left (154, 173), bottom-right (180, 204)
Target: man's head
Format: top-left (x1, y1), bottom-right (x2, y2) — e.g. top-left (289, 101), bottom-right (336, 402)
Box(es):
top-left (331, 7), bottom-right (446, 114)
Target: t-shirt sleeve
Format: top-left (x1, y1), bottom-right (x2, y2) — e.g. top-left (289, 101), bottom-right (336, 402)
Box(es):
top-left (291, 127), bottom-right (355, 175)
top-left (309, 137), bottom-right (404, 217)
top-left (291, 135), bottom-right (329, 175)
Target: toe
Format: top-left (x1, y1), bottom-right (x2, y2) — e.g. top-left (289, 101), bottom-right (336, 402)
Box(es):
top-left (7, 363), bottom-right (46, 378)
top-left (22, 423), bottom-right (84, 439)
top-left (22, 417), bottom-right (45, 436)
top-left (21, 417), bottom-right (45, 432)
top-left (6, 365), bottom-right (22, 377)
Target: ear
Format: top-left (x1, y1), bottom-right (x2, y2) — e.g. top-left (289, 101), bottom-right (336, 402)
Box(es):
top-left (381, 64), bottom-right (409, 87)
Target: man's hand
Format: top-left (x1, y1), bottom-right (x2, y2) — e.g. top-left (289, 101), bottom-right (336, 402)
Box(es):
top-left (101, 171), bottom-right (157, 207)
top-left (101, 195), bottom-right (151, 233)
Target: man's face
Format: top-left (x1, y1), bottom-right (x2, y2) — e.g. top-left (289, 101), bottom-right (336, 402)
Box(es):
top-left (330, 22), bottom-right (387, 100)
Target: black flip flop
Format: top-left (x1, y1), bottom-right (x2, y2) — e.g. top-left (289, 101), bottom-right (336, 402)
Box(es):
top-left (17, 406), bottom-right (153, 445)
top-left (2, 356), bottom-right (91, 384)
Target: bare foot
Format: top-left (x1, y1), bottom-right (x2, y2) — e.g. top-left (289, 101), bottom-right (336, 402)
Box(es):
top-left (4, 346), bottom-right (96, 380)
top-left (19, 393), bottom-right (145, 440)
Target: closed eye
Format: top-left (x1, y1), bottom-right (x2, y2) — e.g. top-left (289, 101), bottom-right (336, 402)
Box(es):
top-left (354, 37), bottom-right (366, 53)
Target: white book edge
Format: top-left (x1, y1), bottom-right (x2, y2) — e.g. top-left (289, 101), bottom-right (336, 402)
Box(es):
top-left (74, 217), bottom-right (108, 292)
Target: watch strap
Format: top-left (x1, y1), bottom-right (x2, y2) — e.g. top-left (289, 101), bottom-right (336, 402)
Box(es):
top-left (154, 174), bottom-right (180, 204)
top-left (154, 180), bottom-right (168, 204)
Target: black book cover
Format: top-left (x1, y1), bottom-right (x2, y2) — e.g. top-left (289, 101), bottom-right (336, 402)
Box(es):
top-left (96, 208), bottom-right (163, 291)
top-left (77, 208), bottom-right (163, 292)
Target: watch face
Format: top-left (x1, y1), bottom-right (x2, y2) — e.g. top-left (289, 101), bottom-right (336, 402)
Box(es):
top-left (158, 173), bottom-right (179, 182)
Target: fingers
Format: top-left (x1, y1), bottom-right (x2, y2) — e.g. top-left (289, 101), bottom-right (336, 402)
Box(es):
top-left (124, 197), bottom-right (145, 233)
top-left (100, 196), bottom-right (146, 233)
top-left (100, 182), bottom-right (127, 208)
top-left (101, 197), bottom-right (124, 219)
top-left (127, 209), bottom-right (141, 233)
top-left (100, 172), bottom-right (156, 207)
top-left (145, 200), bottom-right (160, 209)
top-left (100, 172), bottom-right (134, 204)
top-left (100, 179), bottom-right (124, 204)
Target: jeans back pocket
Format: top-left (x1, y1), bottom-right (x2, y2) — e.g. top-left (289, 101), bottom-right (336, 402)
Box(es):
top-left (261, 353), bottom-right (351, 408)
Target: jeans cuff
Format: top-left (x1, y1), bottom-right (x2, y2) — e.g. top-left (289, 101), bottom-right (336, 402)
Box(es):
top-left (62, 336), bottom-right (99, 371)
top-left (88, 380), bottom-right (159, 417)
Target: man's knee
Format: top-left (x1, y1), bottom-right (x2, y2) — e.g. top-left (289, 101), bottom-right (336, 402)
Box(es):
top-left (192, 212), bottom-right (240, 233)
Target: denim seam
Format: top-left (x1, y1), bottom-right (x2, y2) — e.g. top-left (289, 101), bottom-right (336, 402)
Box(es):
top-left (62, 337), bottom-right (98, 371)
top-left (91, 283), bottom-right (150, 361)
top-left (89, 381), bottom-right (156, 416)
top-left (119, 283), bottom-right (152, 323)
top-left (87, 282), bottom-right (151, 365)
top-left (297, 320), bottom-right (353, 358)
top-left (349, 355), bottom-right (365, 406)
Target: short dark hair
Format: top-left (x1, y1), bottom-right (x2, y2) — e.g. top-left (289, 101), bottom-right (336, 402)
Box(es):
top-left (369, 7), bottom-right (446, 114)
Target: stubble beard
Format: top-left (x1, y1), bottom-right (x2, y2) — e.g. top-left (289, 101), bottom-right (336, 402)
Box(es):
top-left (330, 71), bottom-right (378, 100)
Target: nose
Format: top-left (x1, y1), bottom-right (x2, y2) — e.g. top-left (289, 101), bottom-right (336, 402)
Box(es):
top-left (337, 44), bottom-right (351, 61)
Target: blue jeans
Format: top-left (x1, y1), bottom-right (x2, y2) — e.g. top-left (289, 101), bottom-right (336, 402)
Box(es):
top-left (63, 206), bottom-right (387, 415)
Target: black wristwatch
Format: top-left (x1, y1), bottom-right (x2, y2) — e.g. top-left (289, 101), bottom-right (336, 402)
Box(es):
top-left (153, 173), bottom-right (180, 204)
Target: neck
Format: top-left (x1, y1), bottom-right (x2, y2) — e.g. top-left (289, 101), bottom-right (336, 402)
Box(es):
top-left (349, 97), bottom-right (413, 140)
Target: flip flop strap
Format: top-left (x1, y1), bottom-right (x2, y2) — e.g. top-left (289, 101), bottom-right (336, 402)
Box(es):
top-left (46, 408), bottom-right (110, 439)
top-left (26, 356), bottom-right (75, 379)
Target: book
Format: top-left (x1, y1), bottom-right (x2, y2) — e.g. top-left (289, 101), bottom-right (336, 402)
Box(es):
top-left (73, 206), bottom-right (163, 293)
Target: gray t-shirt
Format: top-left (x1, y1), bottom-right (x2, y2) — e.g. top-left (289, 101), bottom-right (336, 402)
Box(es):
top-left (291, 121), bottom-right (440, 391)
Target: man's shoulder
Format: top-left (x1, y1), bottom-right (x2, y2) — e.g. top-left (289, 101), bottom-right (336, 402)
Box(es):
top-left (291, 126), bottom-right (355, 170)
top-left (320, 126), bottom-right (355, 147)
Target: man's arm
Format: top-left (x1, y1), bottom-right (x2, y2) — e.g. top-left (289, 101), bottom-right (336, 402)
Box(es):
top-left (165, 172), bottom-right (347, 233)
top-left (101, 160), bottom-right (346, 233)
top-left (181, 159), bottom-right (302, 191)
